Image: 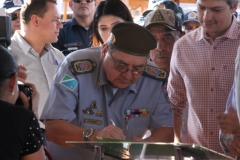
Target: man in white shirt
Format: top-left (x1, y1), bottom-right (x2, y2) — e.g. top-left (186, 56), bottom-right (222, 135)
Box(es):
top-left (10, 0), bottom-right (65, 120)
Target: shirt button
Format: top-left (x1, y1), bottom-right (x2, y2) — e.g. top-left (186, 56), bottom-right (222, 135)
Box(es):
top-left (223, 65), bottom-right (227, 69)
top-left (210, 132), bottom-right (214, 135)
top-left (211, 67), bottom-right (215, 70)
top-left (211, 88), bottom-right (214, 91)
top-left (210, 108), bottom-right (213, 112)
top-left (213, 47), bottom-right (217, 49)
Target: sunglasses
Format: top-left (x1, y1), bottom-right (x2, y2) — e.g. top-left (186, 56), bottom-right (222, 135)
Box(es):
top-left (73, 0), bottom-right (94, 3)
top-left (9, 13), bottom-right (20, 21)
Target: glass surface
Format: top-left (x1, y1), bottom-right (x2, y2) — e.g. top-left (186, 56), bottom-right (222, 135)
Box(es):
top-left (66, 141), bottom-right (234, 160)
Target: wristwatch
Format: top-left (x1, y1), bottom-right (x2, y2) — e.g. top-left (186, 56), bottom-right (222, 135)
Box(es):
top-left (83, 128), bottom-right (94, 141)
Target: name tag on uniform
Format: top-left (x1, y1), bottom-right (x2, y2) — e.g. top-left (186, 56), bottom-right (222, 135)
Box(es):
top-left (64, 42), bottom-right (81, 48)
top-left (124, 109), bottom-right (149, 118)
top-left (84, 118), bottom-right (102, 125)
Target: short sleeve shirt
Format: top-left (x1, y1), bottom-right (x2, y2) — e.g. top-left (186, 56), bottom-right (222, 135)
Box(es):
top-left (0, 100), bottom-right (43, 159)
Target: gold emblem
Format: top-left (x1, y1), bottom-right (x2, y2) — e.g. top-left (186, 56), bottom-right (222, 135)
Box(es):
top-left (158, 3), bottom-right (166, 9)
top-left (151, 9), bottom-right (165, 23)
top-left (188, 12), bottom-right (197, 19)
top-left (97, 79), bottom-right (101, 85)
top-left (84, 118), bottom-right (102, 125)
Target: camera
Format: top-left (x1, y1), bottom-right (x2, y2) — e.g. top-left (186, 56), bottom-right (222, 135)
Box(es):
top-left (15, 81), bottom-right (33, 111)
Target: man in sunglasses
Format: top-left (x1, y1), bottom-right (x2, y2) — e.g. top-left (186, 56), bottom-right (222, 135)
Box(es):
top-left (2, 0), bottom-right (23, 36)
top-left (41, 22), bottom-right (174, 160)
top-left (52, 0), bottom-right (98, 56)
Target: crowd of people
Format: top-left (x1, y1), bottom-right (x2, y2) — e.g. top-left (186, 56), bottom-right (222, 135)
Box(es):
top-left (0, 0), bottom-right (240, 159)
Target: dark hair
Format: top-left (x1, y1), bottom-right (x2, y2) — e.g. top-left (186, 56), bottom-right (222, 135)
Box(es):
top-left (0, 46), bottom-right (18, 90)
top-left (21, 0), bottom-right (57, 24)
top-left (196, 0), bottom-right (238, 9)
top-left (93, 0), bottom-right (133, 46)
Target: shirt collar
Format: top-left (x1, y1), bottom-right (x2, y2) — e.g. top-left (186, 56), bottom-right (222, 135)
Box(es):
top-left (197, 16), bottom-right (239, 41)
top-left (96, 61), bottom-right (138, 93)
top-left (13, 31), bottom-right (53, 55)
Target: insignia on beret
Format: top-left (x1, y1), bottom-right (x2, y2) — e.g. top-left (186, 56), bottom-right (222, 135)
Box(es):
top-left (71, 59), bottom-right (96, 75)
top-left (143, 65), bottom-right (168, 82)
top-left (188, 12), bottom-right (197, 19)
top-left (60, 74), bottom-right (78, 91)
top-left (176, 12), bottom-right (183, 19)
top-left (108, 33), bottom-right (116, 44)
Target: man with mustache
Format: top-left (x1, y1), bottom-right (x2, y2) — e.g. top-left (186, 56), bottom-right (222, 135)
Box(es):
top-left (40, 22), bottom-right (174, 160)
top-left (143, 1), bottom-right (184, 72)
top-left (52, 0), bottom-right (98, 56)
top-left (167, 0), bottom-right (240, 153)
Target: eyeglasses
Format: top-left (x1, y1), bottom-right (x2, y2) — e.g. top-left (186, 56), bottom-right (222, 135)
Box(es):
top-left (72, 0), bottom-right (94, 3)
top-left (9, 13), bottom-right (19, 21)
top-left (109, 52), bottom-right (145, 75)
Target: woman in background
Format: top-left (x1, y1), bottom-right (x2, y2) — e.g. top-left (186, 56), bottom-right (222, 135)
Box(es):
top-left (92, 0), bottom-right (133, 46)
top-left (0, 46), bottom-right (45, 160)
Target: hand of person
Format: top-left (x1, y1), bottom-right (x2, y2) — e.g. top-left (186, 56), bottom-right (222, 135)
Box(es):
top-left (17, 65), bottom-right (27, 81)
top-left (227, 136), bottom-right (240, 157)
top-left (217, 106), bottom-right (240, 135)
top-left (96, 125), bottom-right (126, 140)
top-left (18, 81), bottom-right (39, 118)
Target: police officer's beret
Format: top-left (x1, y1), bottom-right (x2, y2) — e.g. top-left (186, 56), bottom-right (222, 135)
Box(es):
top-left (107, 22), bottom-right (156, 56)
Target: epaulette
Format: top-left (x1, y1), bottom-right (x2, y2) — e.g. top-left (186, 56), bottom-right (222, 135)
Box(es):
top-left (142, 65), bottom-right (168, 82)
top-left (71, 59), bottom-right (97, 75)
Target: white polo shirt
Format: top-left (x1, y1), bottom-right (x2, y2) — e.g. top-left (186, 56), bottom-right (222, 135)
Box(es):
top-left (10, 31), bottom-right (65, 119)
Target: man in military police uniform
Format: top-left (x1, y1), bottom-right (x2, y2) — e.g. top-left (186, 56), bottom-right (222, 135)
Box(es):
top-left (41, 22), bottom-right (173, 160)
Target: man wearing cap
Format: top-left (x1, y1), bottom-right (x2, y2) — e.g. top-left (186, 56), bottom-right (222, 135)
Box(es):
top-left (40, 22), bottom-right (174, 160)
top-left (2, 0), bottom-right (23, 36)
top-left (52, 0), bottom-right (98, 56)
top-left (167, 0), bottom-right (240, 153)
top-left (183, 10), bottom-right (200, 34)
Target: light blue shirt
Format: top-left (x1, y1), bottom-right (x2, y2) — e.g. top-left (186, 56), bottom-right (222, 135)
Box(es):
top-left (40, 47), bottom-right (173, 160)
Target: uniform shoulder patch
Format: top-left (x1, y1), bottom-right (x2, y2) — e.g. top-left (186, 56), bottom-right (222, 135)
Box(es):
top-left (71, 59), bottom-right (97, 75)
top-left (143, 65), bottom-right (168, 82)
top-left (60, 74), bottom-right (78, 90)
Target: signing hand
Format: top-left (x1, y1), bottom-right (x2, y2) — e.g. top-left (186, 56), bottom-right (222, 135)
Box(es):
top-left (97, 125), bottom-right (126, 140)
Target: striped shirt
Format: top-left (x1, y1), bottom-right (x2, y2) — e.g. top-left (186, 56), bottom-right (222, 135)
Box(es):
top-left (167, 17), bottom-right (240, 153)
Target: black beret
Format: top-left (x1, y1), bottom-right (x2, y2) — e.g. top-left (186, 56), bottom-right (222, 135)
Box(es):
top-left (107, 22), bottom-right (156, 56)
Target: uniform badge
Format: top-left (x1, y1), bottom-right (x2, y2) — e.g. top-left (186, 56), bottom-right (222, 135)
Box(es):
top-left (143, 65), bottom-right (168, 82)
top-left (124, 109), bottom-right (150, 118)
top-left (84, 118), bottom-right (102, 125)
top-left (176, 12), bottom-right (183, 20)
top-left (167, 11), bottom-right (174, 24)
top-left (151, 9), bottom-right (165, 23)
top-left (60, 74), bottom-right (78, 91)
top-left (188, 11), bottom-right (197, 19)
top-left (95, 110), bottom-right (103, 117)
top-left (71, 59), bottom-right (96, 75)
top-left (162, 83), bottom-right (170, 103)
top-left (90, 100), bottom-right (97, 109)
top-left (158, 3), bottom-right (166, 9)
top-left (83, 108), bottom-right (94, 115)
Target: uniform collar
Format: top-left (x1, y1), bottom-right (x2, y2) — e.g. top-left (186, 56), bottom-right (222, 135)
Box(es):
top-left (70, 18), bottom-right (93, 29)
top-left (96, 61), bottom-right (138, 93)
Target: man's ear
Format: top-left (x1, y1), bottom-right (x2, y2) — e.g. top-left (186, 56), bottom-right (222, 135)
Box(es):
top-left (94, 0), bottom-right (99, 7)
top-left (69, 0), bottom-right (73, 9)
top-left (31, 14), bottom-right (39, 26)
top-left (231, 1), bottom-right (238, 13)
top-left (101, 43), bottom-right (108, 60)
top-left (9, 73), bottom-right (17, 93)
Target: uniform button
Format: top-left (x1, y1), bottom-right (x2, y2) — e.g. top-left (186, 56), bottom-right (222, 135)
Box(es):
top-left (97, 79), bottom-right (101, 85)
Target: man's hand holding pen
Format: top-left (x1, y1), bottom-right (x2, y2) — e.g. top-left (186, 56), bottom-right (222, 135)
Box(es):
top-left (95, 125), bottom-right (126, 140)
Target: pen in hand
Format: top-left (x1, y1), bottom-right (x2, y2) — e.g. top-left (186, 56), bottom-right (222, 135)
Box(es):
top-left (110, 119), bottom-right (116, 126)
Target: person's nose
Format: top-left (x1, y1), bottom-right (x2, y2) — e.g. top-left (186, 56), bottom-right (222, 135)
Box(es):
top-left (58, 20), bottom-right (63, 29)
top-left (156, 39), bottom-right (166, 52)
top-left (203, 9), bottom-right (212, 21)
top-left (121, 69), bottom-right (133, 81)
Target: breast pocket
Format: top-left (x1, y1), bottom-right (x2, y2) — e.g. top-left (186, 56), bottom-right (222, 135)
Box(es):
top-left (125, 116), bottom-right (150, 129)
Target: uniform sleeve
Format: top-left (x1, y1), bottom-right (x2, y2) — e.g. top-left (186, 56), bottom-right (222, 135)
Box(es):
top-left (149, 83), bottom-right (174, 129)
top-left (40, 58), bottom-right (79, 122)
top-left (167, 44), bottom-right (187, 117)
top-left (21, 113), bottom-right (43, 156)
